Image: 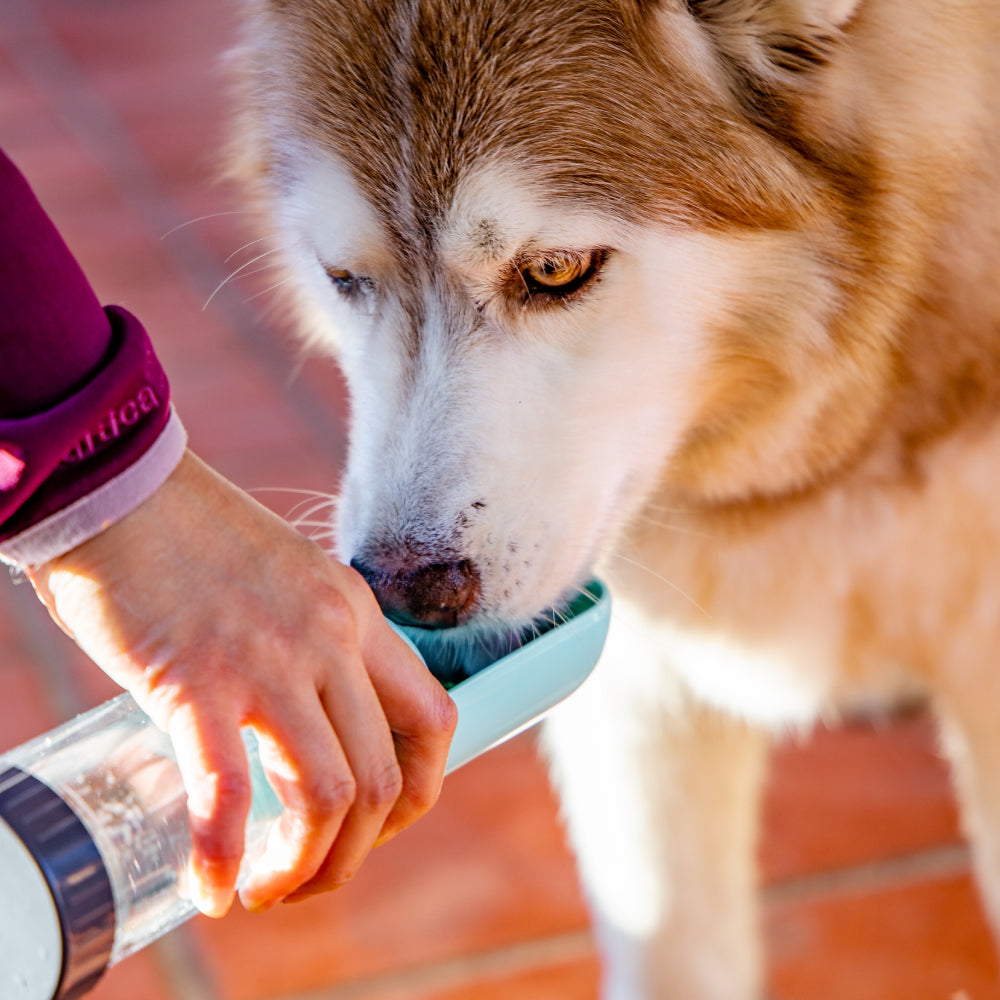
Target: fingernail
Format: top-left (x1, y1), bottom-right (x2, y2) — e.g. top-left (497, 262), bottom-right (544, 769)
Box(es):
top-left (282, 890), bottom-right (319, 905)
top-left (189, 868), bottom-right (234, 919)
top-left (242, 894), bottom-right (279, 915)
top-left (238, 875), bottom-right (282, 914)
top-left (373, 828), bottom-right (399, 849)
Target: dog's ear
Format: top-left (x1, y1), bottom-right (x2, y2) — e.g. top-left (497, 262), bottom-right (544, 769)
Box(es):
top-left (676, 0), bottom-right (861, 114)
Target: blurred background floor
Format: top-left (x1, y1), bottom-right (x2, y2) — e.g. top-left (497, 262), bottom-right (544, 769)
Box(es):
top-left (1, 2), bottom-right (998, 998)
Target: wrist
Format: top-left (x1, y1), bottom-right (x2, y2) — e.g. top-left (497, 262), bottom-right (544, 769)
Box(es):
top-left (2, 411), bottom-right (187, 571)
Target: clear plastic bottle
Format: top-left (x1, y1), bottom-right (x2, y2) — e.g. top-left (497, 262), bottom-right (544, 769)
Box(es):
top-left (0, 695), bottom-right (282, 1000)
top-left (0, 579), bottom-right (609, 1000)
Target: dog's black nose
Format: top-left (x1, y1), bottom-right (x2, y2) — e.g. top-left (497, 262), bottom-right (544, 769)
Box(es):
top-left (350, 557), bottom-right (480, 628)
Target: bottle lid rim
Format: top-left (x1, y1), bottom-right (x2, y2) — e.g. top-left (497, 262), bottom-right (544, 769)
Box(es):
top-left (0, 766), bottom-right (114, 999)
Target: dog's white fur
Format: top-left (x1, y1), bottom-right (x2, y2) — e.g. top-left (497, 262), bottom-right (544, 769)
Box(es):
top-left (236, 0), bottom-right (1000, 994)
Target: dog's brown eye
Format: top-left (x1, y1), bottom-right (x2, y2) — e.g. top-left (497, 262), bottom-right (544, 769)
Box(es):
top-left (518, 249), bottom-right (606, 301)
top-left (524, 252), bottom-right (590, 289)
top-left (325, 267), bottom-right (356, 295)
top-left (323, 266), bottom-right (376, 300)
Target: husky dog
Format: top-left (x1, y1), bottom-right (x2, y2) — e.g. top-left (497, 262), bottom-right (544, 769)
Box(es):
top-left (236, 0), bottom-right (1000, 995)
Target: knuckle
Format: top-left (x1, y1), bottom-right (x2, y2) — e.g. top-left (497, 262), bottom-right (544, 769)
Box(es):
top-left (432, 688), bottom-right (460, 737)
top-left (194, 838), bottom-right (244, 871)
top-left (356, 759), bottom-right (404, 812)
top-left (308, 773), bottom-right (358, 818)
top-left (139, 672), bottom-right (195, 722)
top-left (412, 684), bottom-right (459, 743)
top-left (317, 856), bottom-right (362, 890)
top-left (403, 773), bottom-right (443, 818)
top-left (192, 767), bottom-right (251, 817)
top-left (340, 561), bottom-right (374, 601)
top-left (314, 588), bottom-right (361, 647)
top-left (329, 866), bottom-right (360, 890)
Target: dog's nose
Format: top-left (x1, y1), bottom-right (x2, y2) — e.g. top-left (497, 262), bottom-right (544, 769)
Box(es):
top-left (350, 557), bottom-right (480, 628)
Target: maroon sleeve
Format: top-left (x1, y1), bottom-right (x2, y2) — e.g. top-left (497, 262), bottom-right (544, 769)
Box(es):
top-left (0, 150), bottom-right (115, 417)
top-left (0, 150), bottom-right (172, 542)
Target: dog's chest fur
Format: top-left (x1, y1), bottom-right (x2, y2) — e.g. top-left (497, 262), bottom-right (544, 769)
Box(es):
top-left (615, 410), bottom-right (1000, 724)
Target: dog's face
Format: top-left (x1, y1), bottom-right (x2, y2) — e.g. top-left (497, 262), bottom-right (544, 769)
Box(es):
top-left (239, 0), bottom-right (941, 629)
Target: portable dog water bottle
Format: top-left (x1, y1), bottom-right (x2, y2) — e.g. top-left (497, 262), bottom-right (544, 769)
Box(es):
top-left (0, 579), bottom-right (609, 1000)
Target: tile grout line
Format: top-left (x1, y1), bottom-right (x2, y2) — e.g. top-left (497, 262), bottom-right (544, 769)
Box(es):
top-left (762, 841), bottom-right (972, 909)
top-left (1, 0), bottom-right (349, 472)
top-left (268, 929), bottom-right (596, 1000)
top-left (265, 844), bottom-right (975, 1000)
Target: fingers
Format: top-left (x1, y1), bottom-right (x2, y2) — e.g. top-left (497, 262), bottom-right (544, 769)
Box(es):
top-left (243, 612), bottom-right (457, 908)
top-left (145, 607), bottom-right (455, 917)
top-left (359, 615), bottom-right (459, 845)
top-left (164, 699), bottom-right (252, 919)
top-left (278, 689), bottom-right (403, 903)
top-left (244, 638), bottom-right (405, 907)
top-left (275, 756), bottom-right (403, 905)
top-left (235, 677), bottom-right (393, 910)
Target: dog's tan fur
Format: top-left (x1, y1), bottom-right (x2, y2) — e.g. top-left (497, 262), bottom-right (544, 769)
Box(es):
top-left (236, 1), bottom-right (1000, 995)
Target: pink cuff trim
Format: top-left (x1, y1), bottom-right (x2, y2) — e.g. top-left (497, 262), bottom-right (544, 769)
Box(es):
top-left (0, 408), bottom-right (187, 568)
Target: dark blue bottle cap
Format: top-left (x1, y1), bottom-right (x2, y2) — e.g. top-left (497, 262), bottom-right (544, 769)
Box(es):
top-left (0, 767), bottom-right (115, 999)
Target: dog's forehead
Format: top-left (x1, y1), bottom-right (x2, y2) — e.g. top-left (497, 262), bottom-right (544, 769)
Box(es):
top-left (270, 0), bottom-right (810, 256)
top-left (281, 0), bottom-right (649, 222)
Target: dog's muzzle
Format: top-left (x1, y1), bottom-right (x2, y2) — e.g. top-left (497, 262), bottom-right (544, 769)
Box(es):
top-left (350, 557), bottom-right (480, 628)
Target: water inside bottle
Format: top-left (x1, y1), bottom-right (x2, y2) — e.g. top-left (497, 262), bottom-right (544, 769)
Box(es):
top-left (32, 710), bottom-right (197, 964)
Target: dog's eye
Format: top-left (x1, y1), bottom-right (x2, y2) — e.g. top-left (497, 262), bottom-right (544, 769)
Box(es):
top-left (519, 249), bottom-right (605, 300)
top-left (524, 252), bottom-right (588, 289)
top-left (324, 266), bottom-right (375, 300)
top-left (325, 267), bottom-right (358, 296)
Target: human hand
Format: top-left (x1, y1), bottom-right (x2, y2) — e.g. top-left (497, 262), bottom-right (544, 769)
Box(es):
top-left (27, 450), bottom-right (457, 916)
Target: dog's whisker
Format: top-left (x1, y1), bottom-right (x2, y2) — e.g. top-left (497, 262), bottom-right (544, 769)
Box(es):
top-left (243, 278), bottom-right (290, 305)
top-left (249, 487), bottom-right (337, 500)
top-left (631, 513), bottom-right (717, 542)
top-left (221, 258), bottom-right (285, 285)
top-left (610, 552), bottom-right (711, 619)
top-left (224, 234), bottom-right (276, 263)
top-left (287, 491), bottom-right (339, 515)
top-left (289, 520), bottom-right (338, 533)
top-left (159, 210), bottom-right (251, 240)
top-left (286, 505), bottom-right (339, 532)
top-left (296, 523), bottom-right (339, 542)
top-left (641, 500), bottom-right (701, 517)
top-left (306, 529), bottom-right (339, 540)
top-left (286, 497), bottom-right (339, 526)
top-left (248, 487), bottom-right (338, 510)
top-left (202, 248), bottom-right (284, 310)
top-left (308, 536), bottom-right (339, 555)
top-left (246, 487), bottom-right (340, 531)
top-left (288, 499), bottom-right (338, 522)
top-left (250, 487), bottom-right (331, 495)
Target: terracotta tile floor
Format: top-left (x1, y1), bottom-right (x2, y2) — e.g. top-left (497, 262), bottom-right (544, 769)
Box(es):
top-left (1, 2), bottom-right (998, 998)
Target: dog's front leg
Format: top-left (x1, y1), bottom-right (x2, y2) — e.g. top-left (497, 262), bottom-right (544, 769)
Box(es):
top-left (542, 606), bottom-right (768, 1000)
top-left (936, 673), bottom-right (1000, 947)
